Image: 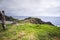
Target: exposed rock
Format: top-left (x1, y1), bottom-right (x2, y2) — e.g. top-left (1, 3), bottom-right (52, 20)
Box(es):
top-left (24, 17), bottom-right (54, 26)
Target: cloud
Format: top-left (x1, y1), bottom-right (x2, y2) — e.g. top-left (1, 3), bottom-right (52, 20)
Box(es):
top-left (0, 0), bottom-right (60, 17)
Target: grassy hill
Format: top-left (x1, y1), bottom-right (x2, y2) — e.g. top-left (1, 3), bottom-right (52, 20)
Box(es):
top-left (0, 17), bottom-right (60, 40)
top-left (0, 23), bottom-right (60, 40)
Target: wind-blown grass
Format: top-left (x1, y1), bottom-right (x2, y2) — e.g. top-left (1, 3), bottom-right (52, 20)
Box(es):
top-left (0, 23), bottom-right (60, 40)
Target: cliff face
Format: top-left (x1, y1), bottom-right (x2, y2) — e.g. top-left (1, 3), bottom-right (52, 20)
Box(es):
top-left (24, 17), bottom-right (54, 26)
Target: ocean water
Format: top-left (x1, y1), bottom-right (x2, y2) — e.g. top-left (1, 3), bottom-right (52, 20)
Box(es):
top-left (13, 16), bottom-right (60, 26)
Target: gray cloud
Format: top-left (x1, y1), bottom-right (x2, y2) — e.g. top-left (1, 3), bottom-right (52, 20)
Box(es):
top-left (0, 0), bottom-right (60, 17)
top-left (47, 7), bottom-right (60, 13)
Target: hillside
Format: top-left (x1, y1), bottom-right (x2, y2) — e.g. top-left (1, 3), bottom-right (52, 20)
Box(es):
top-left (0, 17), bottom-right (60, 40)
top-left (0, 23), bottom-right (60, 40)
top-left (20, 17), bottom-right (54, 26)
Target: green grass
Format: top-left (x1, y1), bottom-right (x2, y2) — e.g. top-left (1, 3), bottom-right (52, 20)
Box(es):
top-left (0, 23), bottom-right (60, 40)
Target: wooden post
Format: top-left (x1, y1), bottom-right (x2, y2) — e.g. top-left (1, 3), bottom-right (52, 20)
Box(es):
top-left (0, 10), bottom-right (6, 30)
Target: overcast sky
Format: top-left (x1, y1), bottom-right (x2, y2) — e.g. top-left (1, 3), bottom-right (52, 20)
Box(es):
top-left (0, 0), bottom-right (60, 17)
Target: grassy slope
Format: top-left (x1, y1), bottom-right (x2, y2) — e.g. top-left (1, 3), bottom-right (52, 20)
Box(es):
top-left (0, 23), bottom-right (60, 40)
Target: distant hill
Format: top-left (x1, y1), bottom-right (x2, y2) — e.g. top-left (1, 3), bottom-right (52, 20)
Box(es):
top-left (0, 15), bottom-right (18, 21)
top-left (22, 17), bottom-right (54, 26)
top-left (11, 16), bottom-right (60, 26)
